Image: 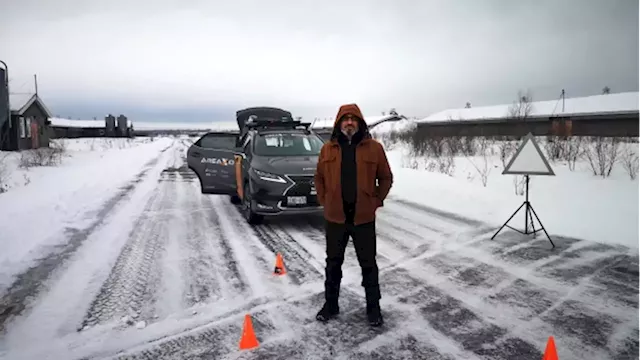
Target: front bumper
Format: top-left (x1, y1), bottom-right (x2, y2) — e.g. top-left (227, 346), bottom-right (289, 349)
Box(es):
top-left (248, 174), bottom-right (323, 216)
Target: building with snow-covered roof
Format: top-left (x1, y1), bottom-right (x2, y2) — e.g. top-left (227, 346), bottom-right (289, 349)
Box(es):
top-left (0, 93), bottom-right (53, 151)
top-left (416, 91), bottom-right (639, 138)
top-left (49, 116), bottom-right (109, 138)
top-left (49, 114), bottom-right (135, 138)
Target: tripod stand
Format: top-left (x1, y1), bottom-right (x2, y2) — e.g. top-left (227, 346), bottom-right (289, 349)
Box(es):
top-left (491, 174), bottom-right (555, 248)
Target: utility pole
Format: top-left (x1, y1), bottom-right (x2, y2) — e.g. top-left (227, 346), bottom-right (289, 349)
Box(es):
top-left (0, 60), bottom-right (9, 151)
top-left (1, 61), bottom-right (8, 126)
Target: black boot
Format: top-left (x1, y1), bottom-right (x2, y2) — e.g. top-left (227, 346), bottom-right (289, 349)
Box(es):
top-left (316, 300), bottom-right (340, 322)
top-left (366, 301), bottom-right (383, 327)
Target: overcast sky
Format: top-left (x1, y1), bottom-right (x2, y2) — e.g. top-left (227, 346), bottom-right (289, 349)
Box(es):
top-left (1, 0), bottom-right (638, 122)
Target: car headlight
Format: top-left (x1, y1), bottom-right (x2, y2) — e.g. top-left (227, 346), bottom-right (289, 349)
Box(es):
top-left (252, 169), bottom-right (286, 183)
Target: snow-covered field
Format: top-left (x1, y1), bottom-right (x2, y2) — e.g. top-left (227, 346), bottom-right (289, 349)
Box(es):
top-left (0, 133), bottom-right (637, 360)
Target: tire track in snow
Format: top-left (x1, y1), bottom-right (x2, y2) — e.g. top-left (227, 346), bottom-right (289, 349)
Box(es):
top-left (112, 305), bottom-right (281, 360)
top-left (132, 168), bottom-right (180, 324)
top-left (387, 196), bottom-right (488, 228)
top-left (382, 197), bottom-right (494, 240)
top-left (249, 220), bottom-right (324, 286)
top-left (198, 195), bottom-right (249, 297)
top-left (376, 215), bottom-right (431, 251)
top-left (80, 176), bottom-right (175, 328)
top-left (373, 199), bottom-right (495, 265)
top-left (177, 175), bottom-right (227, 308)
top-left (0, 152), bottom-right (166, 335)
top-left (207, 196), bottom-right (274, 299)
top-left (154, 168), bottom-right (190, 318)
top-left (265, 222), bottom-right (326, 274)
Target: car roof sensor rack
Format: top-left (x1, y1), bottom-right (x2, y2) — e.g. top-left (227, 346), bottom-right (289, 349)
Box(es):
top-left (246, 117), bottom-right (311, 132)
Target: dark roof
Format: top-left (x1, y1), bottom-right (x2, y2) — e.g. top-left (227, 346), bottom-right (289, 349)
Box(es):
top-left (9, 93), bottom-right (53, 118)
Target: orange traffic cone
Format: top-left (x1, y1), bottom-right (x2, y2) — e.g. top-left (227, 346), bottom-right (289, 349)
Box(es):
top-left (542, 336), bottom-right (558, 360)
top-left (239, 314), bottom-right (259, 350)
top-left (273, 252), bottom-right (286, 275)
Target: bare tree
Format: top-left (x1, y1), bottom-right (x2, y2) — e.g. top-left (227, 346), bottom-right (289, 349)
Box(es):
top-left (602, 86), bottom-right (611, 95)
top-left (563, 137), bottom-right (585, 171)
top-left (544, 135), bottom-right (577, 162)
top-left (584, 136), bottom-right (620, 177)
top-left (466, 136), bottom-right (492, 187)
top-left (458, 136), bottom-right (477, 156)
top-left (465, 102), bottom-right (472, 108)
top-left (507, 90), bottom-right (534, 121)
top-left (620, 145), bottom-right (639, 180)
top-left (498, 137), bottom-right (516, 168)
top-left (513, 175), bottom-right (526, 195)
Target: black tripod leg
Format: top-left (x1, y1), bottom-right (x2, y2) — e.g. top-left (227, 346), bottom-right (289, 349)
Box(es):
top-left (526, 205), bottom-right (536, 236)
top-left (491, 202), bottom-right (526, 240)
top-left (528, 204), bottom-right (555, 248)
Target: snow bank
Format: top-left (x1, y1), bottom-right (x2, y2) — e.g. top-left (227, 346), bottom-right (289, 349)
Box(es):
top-left (0, 137), bottom-right (174, 292)
top-left (383, 141), bottom-right (639, 249)
top-left (420, 91), bottom-right (639, 122)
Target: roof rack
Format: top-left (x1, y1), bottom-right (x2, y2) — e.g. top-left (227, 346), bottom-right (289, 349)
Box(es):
top-left (246, 117), bottom-right (311, 132)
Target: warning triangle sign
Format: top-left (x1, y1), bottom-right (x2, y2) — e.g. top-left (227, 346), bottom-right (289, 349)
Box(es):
top-left (503, 133), bottom-right (555, 176)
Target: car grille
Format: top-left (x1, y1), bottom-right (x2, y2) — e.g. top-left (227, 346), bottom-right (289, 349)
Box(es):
top-left (287, 175), bottom-right (314, 185)
top-left (284, 175), bottom-right (314, 197)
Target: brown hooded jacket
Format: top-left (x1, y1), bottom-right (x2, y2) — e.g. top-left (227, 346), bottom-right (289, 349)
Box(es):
top-left (314, 103), bottom-right (394, 225)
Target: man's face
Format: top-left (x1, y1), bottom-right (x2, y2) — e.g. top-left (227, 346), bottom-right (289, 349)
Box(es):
top-left (340, 114), bottom-right (359, 137)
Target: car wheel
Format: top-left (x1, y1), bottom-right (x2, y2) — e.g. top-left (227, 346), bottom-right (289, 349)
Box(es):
top-left (242, 182), bottom-right (263, 225)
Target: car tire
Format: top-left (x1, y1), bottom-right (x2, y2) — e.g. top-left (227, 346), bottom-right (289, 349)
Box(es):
top-left (242, 182), bottom-right (263, 225)
top-left (230, 194), bottom-right (241, 204)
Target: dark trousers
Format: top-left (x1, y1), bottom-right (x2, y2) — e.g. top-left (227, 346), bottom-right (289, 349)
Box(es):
top-left (324, 206), bottom-right (381, 305)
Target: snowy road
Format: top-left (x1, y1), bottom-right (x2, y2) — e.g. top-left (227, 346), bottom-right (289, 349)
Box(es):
top-left (0, 139), bottom-right (637, 360)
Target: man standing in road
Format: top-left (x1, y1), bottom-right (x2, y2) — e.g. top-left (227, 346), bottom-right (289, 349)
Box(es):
top-left (313, 103), bottom-right (393, 327)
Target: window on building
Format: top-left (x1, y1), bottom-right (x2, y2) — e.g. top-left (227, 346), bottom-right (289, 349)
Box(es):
top-left (19, 117), bottom-right (26, 138)
top-left (25, 117), bottom-right (32, 138)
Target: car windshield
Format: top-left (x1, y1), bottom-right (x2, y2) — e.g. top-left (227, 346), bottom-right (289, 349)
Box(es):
top-left (253, 133), bottom-right (324, 156)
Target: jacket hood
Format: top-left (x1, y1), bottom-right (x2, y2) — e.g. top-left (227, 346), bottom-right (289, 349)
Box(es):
top-left (331, 103), bottom-right (370, 141)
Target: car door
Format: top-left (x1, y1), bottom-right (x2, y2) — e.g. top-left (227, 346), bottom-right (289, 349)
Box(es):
top-left (234, 134), bottom-right (252, 200)
top-left (187, 132), bottom-right (241, 194)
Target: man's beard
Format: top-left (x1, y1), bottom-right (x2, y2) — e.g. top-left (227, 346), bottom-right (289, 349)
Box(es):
top-left (341, 127), bottom-right (356, 138)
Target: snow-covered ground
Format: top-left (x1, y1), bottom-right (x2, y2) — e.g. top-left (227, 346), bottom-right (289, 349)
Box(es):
top-left (0, 134), bottom-right (637, 360)
top-left (0, 137), bottom-right (174, 292)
